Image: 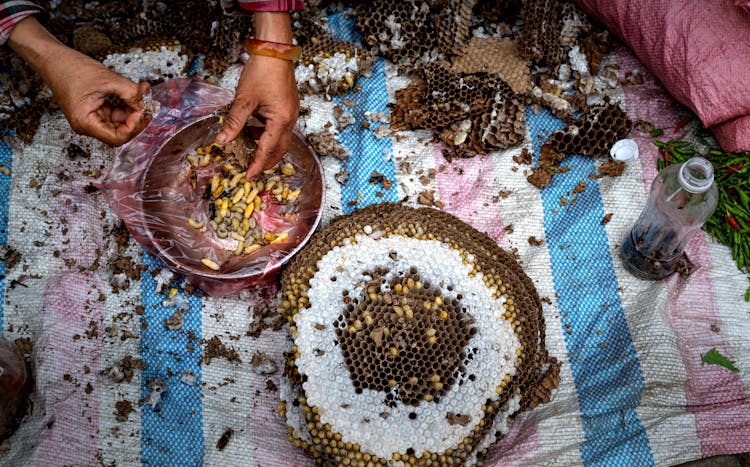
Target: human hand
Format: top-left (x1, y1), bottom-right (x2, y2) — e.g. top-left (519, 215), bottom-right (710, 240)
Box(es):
top-left (216, 54), bottom-right (299, 179)
top-left (48, 51), bottom-right (152, 146)
top-left (7, 17), bottom-right (151, 146)
top-left (216, 11), bottom-right (299, 179)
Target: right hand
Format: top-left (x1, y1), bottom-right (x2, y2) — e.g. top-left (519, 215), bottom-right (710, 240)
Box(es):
top-left (216, 54), bottom-right (299, 179)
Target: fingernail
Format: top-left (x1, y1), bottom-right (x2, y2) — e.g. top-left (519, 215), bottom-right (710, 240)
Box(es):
top-left (216, 133), bottom-right (227, 144)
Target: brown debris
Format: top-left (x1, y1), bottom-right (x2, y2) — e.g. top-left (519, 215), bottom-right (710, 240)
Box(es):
top-left (369, 171), bottom-right (393, 190)
top-left (538, 144), bottom-right (566, 168)
top-left (446, 412), bottom-right (472, 426)
top-left (102, 355), bottom-right (146, 383)
top-left (579, 31), bottom-right (611, 76)
top-left (201, 336), bottom-right (241, 365)
top-left (247, 299), bottom-right (285, 338)
top-left (216, 428), bottom-right (234, 451)
top-left (601, 213), bottom-right (613, 225)
top-left (599, 161), bottom-right (625, 177)
top-left (527, 167), bottom-right (553, 189)
top-left (513, 148), bottom-right (533, 165)
top-left (529, 357), bottom-right (561, 409)
top-left (250, 351), bottom-right (277, 375)
top-left (3, 247), bottom-right (21, 271)
top-left (528, 236), bottom-right (544, 246)
top-left (416, 190), bottom-right (443, 208)
top-left (164, 309), bottom-right (186, 330)
top-left (306, 130), bottom-right (349, 161)
top-left (64, 143), bottom-right (90, 160)
top-left (114, 400), bottom-right (134, 422)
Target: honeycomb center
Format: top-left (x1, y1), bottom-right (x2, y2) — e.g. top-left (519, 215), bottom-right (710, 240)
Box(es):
top-left (334, 267), bottom-right (476, 406)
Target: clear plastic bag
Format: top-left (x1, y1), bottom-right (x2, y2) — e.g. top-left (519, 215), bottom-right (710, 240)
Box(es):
top-left (98, 79), bottom-right (324, 296)
top-left (0, 336), bottom-right (31, 441)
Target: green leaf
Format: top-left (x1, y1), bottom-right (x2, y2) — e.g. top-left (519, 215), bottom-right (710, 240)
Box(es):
top-left (701, 348), bottom-right (739, 372)
top-left (650, 128), bottom-right (664, 137)
top-left (745, 285), bottom-right (750, 302)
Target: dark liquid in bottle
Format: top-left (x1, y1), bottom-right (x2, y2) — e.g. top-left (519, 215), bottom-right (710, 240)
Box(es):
top-left (619, 231), bottom-right (680, 280)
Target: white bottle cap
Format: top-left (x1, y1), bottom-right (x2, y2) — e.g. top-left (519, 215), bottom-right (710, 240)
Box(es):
top-left (610, 139), bottom-right (639, 162)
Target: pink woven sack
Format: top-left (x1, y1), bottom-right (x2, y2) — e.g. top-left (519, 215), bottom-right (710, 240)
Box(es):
top-left (574, 0), bottom-right (750, 152)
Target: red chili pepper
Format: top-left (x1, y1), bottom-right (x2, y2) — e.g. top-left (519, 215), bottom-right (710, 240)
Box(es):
top-left (727, 161), bottom-right (745, 174)
top-left (673, 116), bottom-right (691, 133)
top-left (727, 215), bottom-right (740, 231)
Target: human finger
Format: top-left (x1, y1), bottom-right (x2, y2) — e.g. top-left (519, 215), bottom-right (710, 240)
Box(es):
top-left (246, 120), bottom-right (292, 179)
top-left (216, 96), bottom-right (256, 145)
top-left (80, 109), bottom-right (150, 146)
top-left (98, 77), bottom-right (149, 111)
top-left (112, 110), bottom-right (151, 144)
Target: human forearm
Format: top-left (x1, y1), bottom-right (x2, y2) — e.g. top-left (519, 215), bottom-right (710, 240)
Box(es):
top-left (7, 16), bottom-right (150, 145)
top-left (6, 16), bottom-right (84, 95)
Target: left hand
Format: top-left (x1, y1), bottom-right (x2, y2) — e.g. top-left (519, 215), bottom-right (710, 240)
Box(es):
top-left (216, 54), bottom-right (299, 179)
top-left (49, 51), bottom-right (152, 146)
top-left (7, 16), bottom-right (152, 147)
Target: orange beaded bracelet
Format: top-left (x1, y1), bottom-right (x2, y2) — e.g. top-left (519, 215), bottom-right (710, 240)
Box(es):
top-left (244, 38), bottom-right (302, 62)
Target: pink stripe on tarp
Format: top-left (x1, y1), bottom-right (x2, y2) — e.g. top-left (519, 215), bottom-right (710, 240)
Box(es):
top-left (616, 44), bottom-right (750, 457)
top-left (434, 147), bottom-right (508, 247)
top-left (31, 172), bottom-right (106, 466)
top-left (487, 412), bottom-right (542, 465)
top-left (434, 144), bottom-right (539, 464)
top-left (33, 272), bottom-right (102, 466)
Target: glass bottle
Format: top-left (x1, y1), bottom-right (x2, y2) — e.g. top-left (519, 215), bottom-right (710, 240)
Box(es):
top-left (620, 157), bottom-right (719, 280)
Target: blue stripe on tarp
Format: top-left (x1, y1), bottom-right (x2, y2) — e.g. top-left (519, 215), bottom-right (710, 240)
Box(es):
top-left (527, 108), bottom-right (653, 466)
top-left (0, 140), bottom-right (10, 328)
top-left (140, 252), bottom-right (204, 466)
top-left (328, 11), bottom-right (397, 214)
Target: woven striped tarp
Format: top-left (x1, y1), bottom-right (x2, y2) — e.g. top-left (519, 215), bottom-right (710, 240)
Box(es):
top-left (0, 12), bottom-right (748, 467)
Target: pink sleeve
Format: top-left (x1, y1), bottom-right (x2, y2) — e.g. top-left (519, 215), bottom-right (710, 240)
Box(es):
top-left (0, 1), bottom-right (43, 47)
top-left (238, 0), bottom-right (304, 12)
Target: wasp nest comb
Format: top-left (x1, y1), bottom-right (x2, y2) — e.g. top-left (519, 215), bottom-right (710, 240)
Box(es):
top-left (543, 102), bottom-right (632, 162)
top-left (391, 63), bottom-right (527, 158)
top-left (353, 0), bottom-right (435, 66)
top-left (297, 35), bottom-right (375, 97)
top-left (278, 203), bottom-right (560, 466)
top-left (519, 0), bottom-right (565, 72)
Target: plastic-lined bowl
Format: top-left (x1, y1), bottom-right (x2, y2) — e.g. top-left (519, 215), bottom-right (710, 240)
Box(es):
top-left (140, 115), bottom-right (324, 295)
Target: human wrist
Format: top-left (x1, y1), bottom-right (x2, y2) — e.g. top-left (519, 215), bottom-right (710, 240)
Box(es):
top-left (253, 12), bottom-right (293, 44)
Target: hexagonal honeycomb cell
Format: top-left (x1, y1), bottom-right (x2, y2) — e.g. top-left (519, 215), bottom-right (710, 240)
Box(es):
top-left (519, 0), bottom-right (565, 72)
top-left (392, 64), bottom-right (527, 156)
top-left (297, 34), bottom-right (375, 97)
top-left (353, 0), bottom-right (435, 66)
top-left (278, 203), bottom-right (560, 466)
top-left (434, 0), bottom-right (477, 56)
top-left (543, 103), bottom-right (632, 159)
top-left (390, 62), bottom-right (499, 130)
